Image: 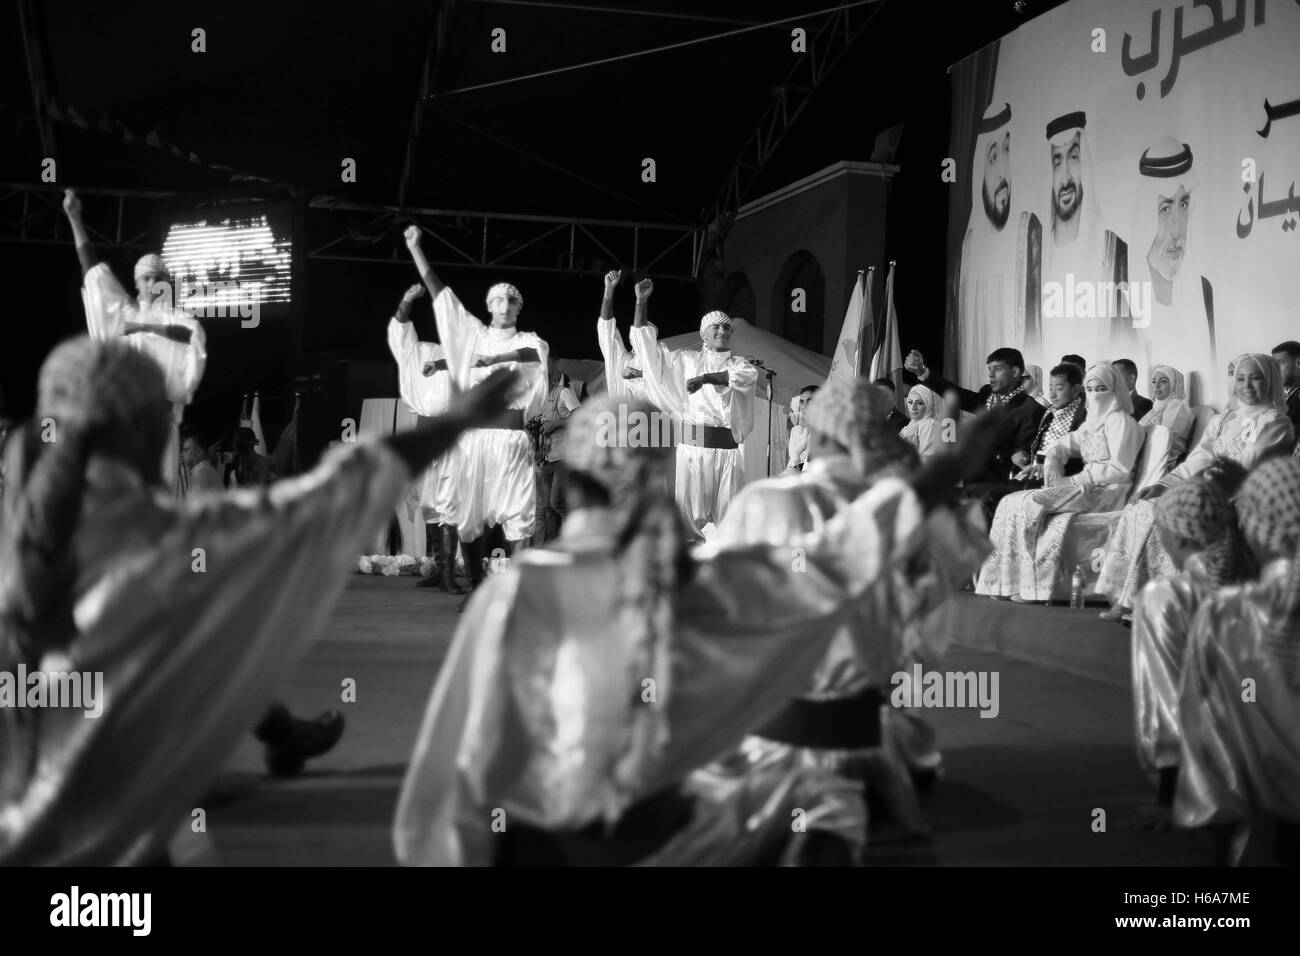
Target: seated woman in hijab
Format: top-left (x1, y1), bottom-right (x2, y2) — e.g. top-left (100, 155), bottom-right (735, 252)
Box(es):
top-left (1128, 464), bottom-right (1252, 828)
top-left (0, 337), bottom-right (515, 865)
top-left (1175, 456), bottom-right (1300, 866)
top-left (976, 363), bottom-right (1144, 604)
top-left (1022, 365), bottom-right (1047, 408)
top-left (1096, 353), bottom-right (1293, 624)
top-left (899, 385), bottom-right (946, 461)
top-left (393, 394), bottom-right (989, 867)
top-left (1138, 364), bottom-right (1195, 471)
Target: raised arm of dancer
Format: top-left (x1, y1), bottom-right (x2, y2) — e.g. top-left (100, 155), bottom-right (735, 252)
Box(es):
top-left (62, 189), bottom-right (98, 277)
top-left (404, 225), bottom-right (445, 297)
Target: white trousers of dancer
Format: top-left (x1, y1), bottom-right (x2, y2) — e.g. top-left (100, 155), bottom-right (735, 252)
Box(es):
top-left (421, 440), bottom-right (466, 526)
top-left (449, 429), bottom-right (536, 543)
top-left (676, 444), bottom-right (744, 532)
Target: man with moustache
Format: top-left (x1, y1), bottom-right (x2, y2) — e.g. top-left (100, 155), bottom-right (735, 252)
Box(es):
top-left (1039, 111), bottom-right (1133, 372)
top-left (958, 102), bottom-right (1043, 385)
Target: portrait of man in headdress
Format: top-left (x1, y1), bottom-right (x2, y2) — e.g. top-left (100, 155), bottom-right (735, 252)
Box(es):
top-left (957, 102), bottom-right (1042, 386)
top-left (1039, 110), bottom-right (1134, 371)
top-left (1127, 136), bottom-right (1216, 402)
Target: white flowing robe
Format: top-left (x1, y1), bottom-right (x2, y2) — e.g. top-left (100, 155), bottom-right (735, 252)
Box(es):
top-left (628, 325), bottom-right (757, 531)
top-left (393, 478), bottom-right (928, 867)
top-left (388, 318), bottom-right (460, 525)
top-left (432, 287), bottom-right (549, 542)
top-left (81, 263), bottom-right (207, 490)
top-left (0, 441), bottom-right (410, 864)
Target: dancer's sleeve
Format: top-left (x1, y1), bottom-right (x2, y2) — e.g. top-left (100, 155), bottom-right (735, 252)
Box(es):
top-left (431, 286), bottom-right (484, 389)
top-left (723, 356), bottom-right (758, 443)
top-left (394, 571), bottom-right (518, 867)
top-left (628, 325), bottom-right (689, 416)
top-left (81, 263), bottom-right (134, 340)
top-left (1, 441), bottom-right (412, 865)
top-left (596, 317), bottom-right (631, 399)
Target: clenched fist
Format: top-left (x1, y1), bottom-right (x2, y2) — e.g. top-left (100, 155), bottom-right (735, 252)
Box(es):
top-left (604, 269), bottom-right (622, 293)
top-left (404, 224), bottom-right (422, 250)
top-left (635, 278), bottom-right (654, 301)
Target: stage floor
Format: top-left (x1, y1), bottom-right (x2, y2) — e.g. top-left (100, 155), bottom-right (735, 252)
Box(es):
top-left (206, 578), bottom-right (1211, 866)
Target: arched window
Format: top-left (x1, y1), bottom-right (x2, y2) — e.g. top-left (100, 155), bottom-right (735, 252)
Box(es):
top-left (720, 271), bottom-right (756, 323)
top-left (773, 251), bottom-right (825, 353)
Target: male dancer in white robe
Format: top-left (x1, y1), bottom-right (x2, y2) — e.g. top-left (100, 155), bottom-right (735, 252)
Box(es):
top-left (387, 284), bottom-right (464, 592)
top-left (958, 102), bottom-right (1042, 384)
top-left (63, 188), bottom-right (206, 494)
top-left (404, 225), bottom-right (548, 608)
top-left (1039, 111), bottom-right (1134, 370)
top-left (1128, 136), bottom-right (1216, 401)
top-left (629, 286), bottom-right (757, 534)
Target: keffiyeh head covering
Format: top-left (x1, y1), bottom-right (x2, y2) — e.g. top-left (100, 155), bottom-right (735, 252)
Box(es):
top-left (1230, 353), bottom-right (1285, 417)
top-left (1154, 476), bottom-right (1248, 587)
top-left (1237, 456), bottom-right (1300, 619)
top-left (485, 282), bottom-right (523, 308)
top-left (562, 395), bottom-right (693, 811)
top-left (1082, 362), bottom-right (1132, 421)
top-left (805, 376), bottom-right (918, 478)
top-left (1142, 364), bottom-right (1187, 426)
top-left (133, 253), bottom-right (170, 281)
top-left (699, 310), bottom-right (732, 333)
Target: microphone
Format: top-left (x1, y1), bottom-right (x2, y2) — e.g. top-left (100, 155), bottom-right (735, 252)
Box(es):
top-left (746, 356), bottom-right (777, 375)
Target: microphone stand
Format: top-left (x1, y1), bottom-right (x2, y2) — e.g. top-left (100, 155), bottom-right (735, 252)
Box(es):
top-left (757, 364), bottom-right (777, 477)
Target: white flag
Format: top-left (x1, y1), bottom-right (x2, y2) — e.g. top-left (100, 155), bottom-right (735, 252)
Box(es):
top-left (825, 268), bottom-right (871, 388)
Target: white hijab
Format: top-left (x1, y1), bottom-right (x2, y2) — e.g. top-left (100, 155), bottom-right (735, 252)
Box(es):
top-left (1142, 364), bottom-right (1188, 426)
top-left (1082, 362), bottom-right (1132, 428)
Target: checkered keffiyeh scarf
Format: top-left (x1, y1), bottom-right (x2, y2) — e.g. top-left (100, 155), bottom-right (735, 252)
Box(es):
top-left (984, 383), bottom-right (1025, 410)
top-left (1031, 396), bottom-right (1082, 458)
top-left (1154, 477), bottom-right (1248, 587)
top-left (1238, 456), bottom-right (1300, 620)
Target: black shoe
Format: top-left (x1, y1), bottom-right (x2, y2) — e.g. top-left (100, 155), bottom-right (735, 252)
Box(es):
top-left (262, 710), bottom-right (345, 778)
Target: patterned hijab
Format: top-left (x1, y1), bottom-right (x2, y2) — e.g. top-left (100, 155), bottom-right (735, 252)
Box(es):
top-left (1231, 353), bottom-right (1286, 418)
top-left (1142, 364), bottom-right (1187, 426)
top-left (1153, 476), bottom-right (1249, 587)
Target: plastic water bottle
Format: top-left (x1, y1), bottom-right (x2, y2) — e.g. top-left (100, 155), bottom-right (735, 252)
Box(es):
top-left (1070, 566), bottom-right (1086, 609)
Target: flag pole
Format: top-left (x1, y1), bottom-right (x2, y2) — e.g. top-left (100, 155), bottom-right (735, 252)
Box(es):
top-left (854, 267), bottom-right (871, 377)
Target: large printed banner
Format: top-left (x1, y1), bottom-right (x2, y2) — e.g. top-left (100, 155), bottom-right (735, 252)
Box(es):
top-left (947, 0), bottom-right (1300, 407)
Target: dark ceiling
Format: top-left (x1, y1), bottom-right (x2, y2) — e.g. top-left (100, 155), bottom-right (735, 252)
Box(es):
top-left (3, 0), bottom-right (1070, 222)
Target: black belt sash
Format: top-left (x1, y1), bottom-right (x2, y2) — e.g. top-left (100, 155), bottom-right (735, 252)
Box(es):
top-left (480, 408), bottom-right (525, 431)
top-left (754, 686), bottom-right (883, 750)
top-left (680, 423), bottom-right (738, 450)
top-left (492, 785), bottom-right (695, 867)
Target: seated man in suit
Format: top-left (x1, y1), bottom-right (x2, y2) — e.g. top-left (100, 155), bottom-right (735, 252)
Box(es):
top-left (902, 347), bottom-right (1042, 527)
top-left (873, 378), bottom-right (909, 432)
top-left (1272, 340), bottom-right (1300, 447)
top-left (1114, 358), bottom-right (1153, 421)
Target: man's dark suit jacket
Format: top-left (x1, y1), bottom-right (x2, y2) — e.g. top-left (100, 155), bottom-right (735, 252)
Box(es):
top-left (903, 369), bottom-right (1042, 483)
top-left (1130, 392), bottom-right (1153, 421)
top-left (1285, 386), bottom-right (1300, 443)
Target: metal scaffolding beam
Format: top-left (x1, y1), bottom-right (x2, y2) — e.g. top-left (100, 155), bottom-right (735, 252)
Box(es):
top-left (307, 197), bottom-right (701, 280)
top-left (694, 0), bottom-right (886, 273)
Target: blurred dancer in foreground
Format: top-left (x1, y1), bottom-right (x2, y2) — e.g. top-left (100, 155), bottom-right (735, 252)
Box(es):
top-left (712, 378), bottom-right (990, 844)
top-left (1127, 465), bottom-right (1251, 828)
top-left (0, 337), bottom-right (516, 865)
top-left (1175, 456), bottom-right (1300, 865)
top-left (393, 393), bottom-right (999, 866)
